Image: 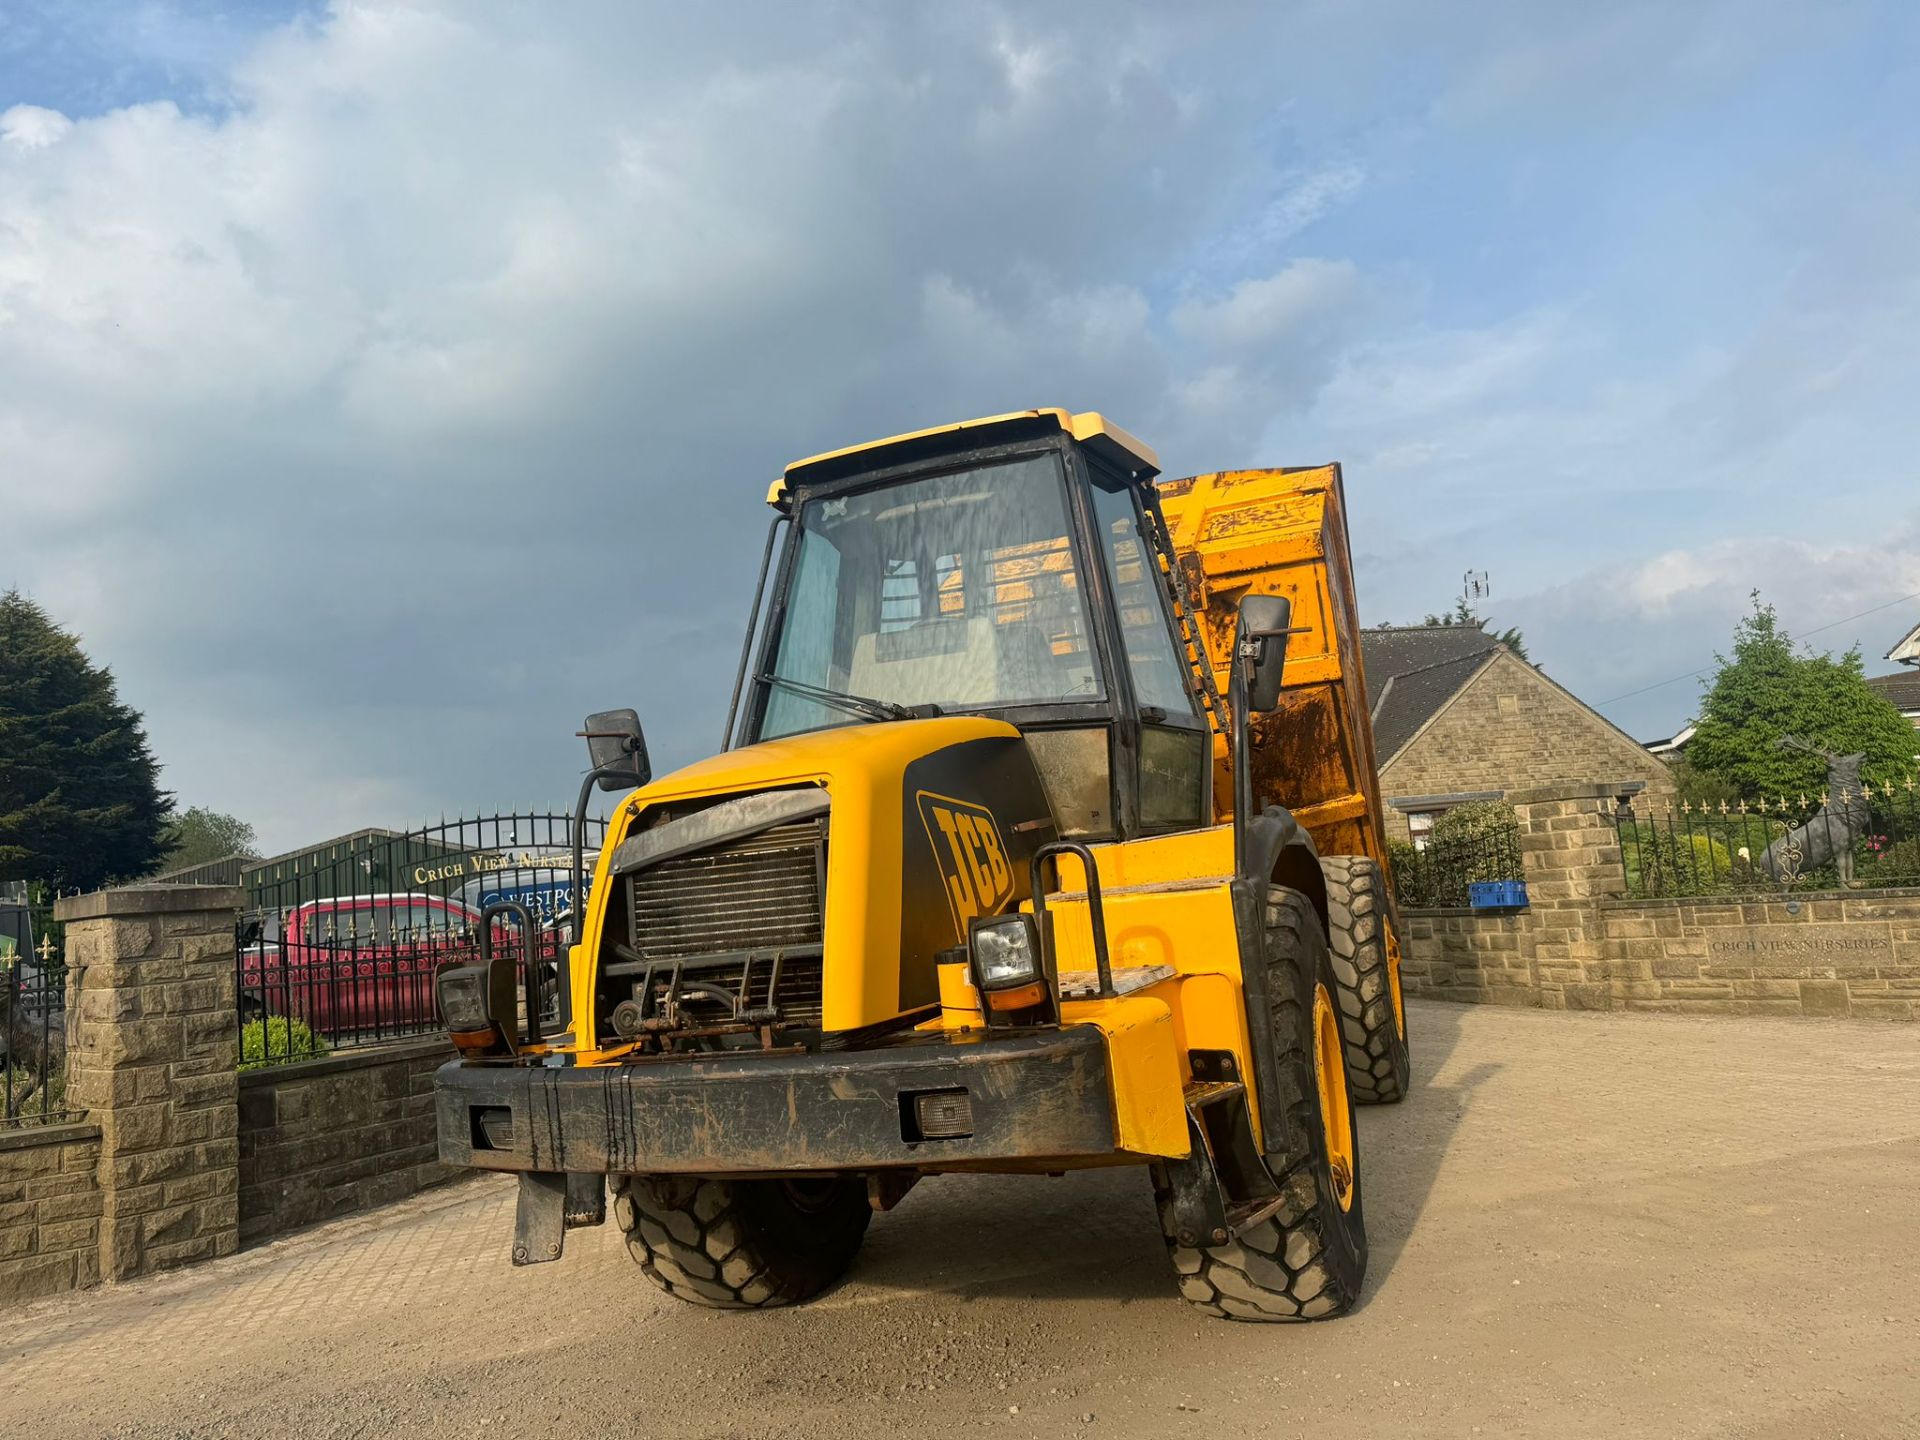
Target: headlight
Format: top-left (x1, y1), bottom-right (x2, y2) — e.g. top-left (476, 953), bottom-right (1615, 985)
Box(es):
top-left (969, 913), bottom-right (1049, 1015)
top-left (970, 913), bottom-right (1040, 988)
top-left (436, 964), bottom-right (494, 1036)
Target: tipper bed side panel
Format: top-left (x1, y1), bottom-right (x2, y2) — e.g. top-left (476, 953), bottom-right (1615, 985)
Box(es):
top-left (1156, 466), bottom-right (1389, 868)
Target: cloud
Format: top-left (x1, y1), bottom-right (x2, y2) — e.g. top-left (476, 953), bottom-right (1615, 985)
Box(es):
top-left (1427, 1), bottom-right (1849, 129)
top-left (0, 1), bottom-right (1916, 852)
top-left (1489, 520), bottom-right (1920, 740)
top-left (0, 2), bottom-right (1382, 850)
top-left (1186, 164), bottom-right (1367, 277)
top-left (1172, 259), bottom-right (1363, 353)
top-left (1611, 532), bottom-right (1920, 641)
top-left (1315, 308), bottom-right (1571, 429)
top-left (1, 103), bottom-right (71, 148)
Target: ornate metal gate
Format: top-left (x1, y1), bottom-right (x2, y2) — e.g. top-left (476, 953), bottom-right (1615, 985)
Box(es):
top-left (235, 812), bottom-right (606, 1067)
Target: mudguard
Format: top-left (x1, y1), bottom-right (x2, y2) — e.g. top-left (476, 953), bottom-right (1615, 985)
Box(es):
top-left (1232, 805), bottom-right (1325, 1160)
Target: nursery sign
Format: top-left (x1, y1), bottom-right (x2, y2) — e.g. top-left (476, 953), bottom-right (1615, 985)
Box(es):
top-left (1706, 924), bottom-right (1892, 971)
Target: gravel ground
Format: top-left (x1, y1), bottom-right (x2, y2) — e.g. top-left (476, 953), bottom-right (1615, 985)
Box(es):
top-left (3, 1000), bottom-right (1917, 1439)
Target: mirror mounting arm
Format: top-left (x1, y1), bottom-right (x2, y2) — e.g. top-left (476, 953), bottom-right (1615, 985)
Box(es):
top-left (1229, 595), bottom-right (1297, 877)
top-left (570, 766), bottom-right (638, 948)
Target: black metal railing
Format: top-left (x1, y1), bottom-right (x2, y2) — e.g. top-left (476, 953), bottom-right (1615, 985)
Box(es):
top-left (3, 931), bottom-right (71, 1129)
top-left (1389, 823), bottom-right (1523, 909)
top-left (236, 812), bottom-right (605, 1068)
top-left (1614, 781), bottom-right (1920, 898)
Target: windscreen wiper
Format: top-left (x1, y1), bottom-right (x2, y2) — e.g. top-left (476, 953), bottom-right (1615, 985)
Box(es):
top-left (755, 673), bottom-right (938, 724)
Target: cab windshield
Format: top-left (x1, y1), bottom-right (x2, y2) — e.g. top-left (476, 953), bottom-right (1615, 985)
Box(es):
top-left (758, 455), bottom-right (1102, 740)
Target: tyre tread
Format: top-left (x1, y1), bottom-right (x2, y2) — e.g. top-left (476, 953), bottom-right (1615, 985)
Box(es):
top-left (614, 1173), bottom-right (869, 1310)
top-left (1319, 855), bottom-right (1411, 1104)
top-left (1158, 887), bottom-right (1368, 1322)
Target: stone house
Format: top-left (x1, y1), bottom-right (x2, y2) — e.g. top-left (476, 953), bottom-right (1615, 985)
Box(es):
top-left (1361, 625), bottom-right (1674, 843)
top-left (1863, 617), bottom-right (1920, 733)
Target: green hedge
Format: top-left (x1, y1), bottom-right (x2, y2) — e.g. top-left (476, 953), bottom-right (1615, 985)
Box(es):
top-left (1624, 829), bottom-right (1737, 897)
top-left (1427, 799), bottom-right (1519, 848)
top-left (1389, 802), bottom-right (1522, 907)
top-left (238, 1015), bottom-right (328, 1071)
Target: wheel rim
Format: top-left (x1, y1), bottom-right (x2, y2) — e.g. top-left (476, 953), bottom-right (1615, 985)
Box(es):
top-left (1388, 938), bottom-right (1407, 1041)
top-left (1312, 983), bottom-right (1356, 1212)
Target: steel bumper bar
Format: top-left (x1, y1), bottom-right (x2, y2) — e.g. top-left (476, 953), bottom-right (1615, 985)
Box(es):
top-left (435, 1026), bottom-right (1116, 1175)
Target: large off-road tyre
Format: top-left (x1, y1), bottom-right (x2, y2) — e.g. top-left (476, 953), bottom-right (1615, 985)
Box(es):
top-left (1159, 886), bottom-right (1368, 1321)
top-left (613, 1173), bottom-right (871, 1309)
top-left (1320, 854), bottom-right (1412, 1105)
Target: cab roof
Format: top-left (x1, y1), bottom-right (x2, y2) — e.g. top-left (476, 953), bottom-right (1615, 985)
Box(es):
top-left (768, 408), bottom-right (1159, 507)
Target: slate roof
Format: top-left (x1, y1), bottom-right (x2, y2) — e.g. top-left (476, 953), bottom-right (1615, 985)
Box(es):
top-left (1866, 669), bottom-right (1920, 716)
top-left (1359, 625), bottom-right (1504, 762)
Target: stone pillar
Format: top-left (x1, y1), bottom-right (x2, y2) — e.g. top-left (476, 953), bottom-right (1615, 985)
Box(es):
top-left (1508, 782), bottom-right (1632, 1010)
top-left (55, 884), bottom-right (244, 1281)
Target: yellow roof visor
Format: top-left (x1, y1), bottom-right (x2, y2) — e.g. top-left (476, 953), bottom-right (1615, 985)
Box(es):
top-left (768, 409), bottom-right (1159, 507)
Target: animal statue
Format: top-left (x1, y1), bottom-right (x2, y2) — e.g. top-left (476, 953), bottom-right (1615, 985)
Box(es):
top-left (1759, 739), bottom-right (1871, 885)
top-left (0, 927), bottom-right (67, 1119)
top-left (2, 975), bottom-right (66, 1118)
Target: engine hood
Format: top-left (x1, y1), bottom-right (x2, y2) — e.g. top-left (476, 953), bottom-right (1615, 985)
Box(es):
top-left (634, 716), bottom-right (1024, 808)
top-left (581, 715), bottom-right (1055, 1038)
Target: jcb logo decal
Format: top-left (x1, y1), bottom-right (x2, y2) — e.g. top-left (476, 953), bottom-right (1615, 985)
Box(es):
top-left (917, 791), bottom-right (1013, 934)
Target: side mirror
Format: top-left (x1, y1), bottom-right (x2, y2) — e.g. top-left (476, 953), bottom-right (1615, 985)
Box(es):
top-left (582, 709), bottom-right (651, 791)
top-left (1234, 594), bottom-right (1294, 713)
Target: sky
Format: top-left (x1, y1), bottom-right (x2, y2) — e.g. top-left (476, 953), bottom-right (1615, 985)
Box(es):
top-left (2, 0), bottom-right (1918, 854)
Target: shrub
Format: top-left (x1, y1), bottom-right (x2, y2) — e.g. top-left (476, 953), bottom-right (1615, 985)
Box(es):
top-left (1428, 799), bottom-right (1519, 848)
top-left (1626, 828), bottom-right (1734, 897)
top-left (238, 1015), bottom-right (327, 1071)
top-left (1388, 803), bottom-right (1521, 908)
top-left (1386, 839), bottom-right (1433, 907)
top-left (1670, 759), bottom-right (1742, 810)
top-left (1866, 835), bottom-right (1920, 885)
top-left (1, 1061), bottom-right (67, 1121)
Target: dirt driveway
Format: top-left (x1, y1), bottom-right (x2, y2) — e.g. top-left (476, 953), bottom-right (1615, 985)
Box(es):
top-left (3, 1000), bottom-right (1917, 1439)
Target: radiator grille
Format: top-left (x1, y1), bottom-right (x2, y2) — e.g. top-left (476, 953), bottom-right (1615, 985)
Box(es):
top-left (626, 954), bottom-right (826, 1028)
top-left (628, 818), bottom-right (824, 959)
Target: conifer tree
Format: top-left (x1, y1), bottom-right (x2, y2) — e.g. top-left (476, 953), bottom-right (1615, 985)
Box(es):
top-left (0, 590), bottom-right (173, 890)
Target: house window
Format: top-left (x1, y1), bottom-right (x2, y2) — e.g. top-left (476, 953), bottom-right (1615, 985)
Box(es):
top-left (1407, 810), bottom-right (1439, 850)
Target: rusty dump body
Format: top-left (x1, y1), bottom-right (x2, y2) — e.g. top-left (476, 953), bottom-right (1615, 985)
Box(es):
top-left (1159, 465), bottom-right (1390, 869)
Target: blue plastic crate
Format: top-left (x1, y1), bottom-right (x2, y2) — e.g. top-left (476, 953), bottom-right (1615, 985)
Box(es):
top-left (1468, 880), bottom-right (1528, 910)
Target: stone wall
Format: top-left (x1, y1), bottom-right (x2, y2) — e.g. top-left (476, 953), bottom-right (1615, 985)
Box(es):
top-left (238, 1038), bottom-right (456, 1246)
top-left (2, 883), bottom-right (463, 1305)
top-left (1381, 651), bottom-right (1674, 840)
top-left (1593, 893), bottom-right (1920, 1019)
top-left (0, 1124), bottom-right (102, 1303)
top-left (1398, 781), bottom-right (1920, 1018)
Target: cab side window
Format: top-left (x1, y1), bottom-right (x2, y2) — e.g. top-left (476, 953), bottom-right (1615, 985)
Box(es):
top-left (1089, 476), bottom-right (1210, 831)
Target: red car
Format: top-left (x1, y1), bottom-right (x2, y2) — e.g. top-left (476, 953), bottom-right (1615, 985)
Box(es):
top-left (241, 893), bottom-right (559, 1039)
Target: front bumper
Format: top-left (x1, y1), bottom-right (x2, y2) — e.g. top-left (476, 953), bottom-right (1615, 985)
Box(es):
top-left (435, 1026), bottom-right (1117, 1175)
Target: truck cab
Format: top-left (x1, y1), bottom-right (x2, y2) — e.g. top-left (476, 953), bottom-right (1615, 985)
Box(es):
top-left (747, 410), bottom-right (1211, 843)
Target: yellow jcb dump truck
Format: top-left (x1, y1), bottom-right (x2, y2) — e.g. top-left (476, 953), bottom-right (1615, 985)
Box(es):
top-left (432, 409), bottom-right (1410, 1320)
